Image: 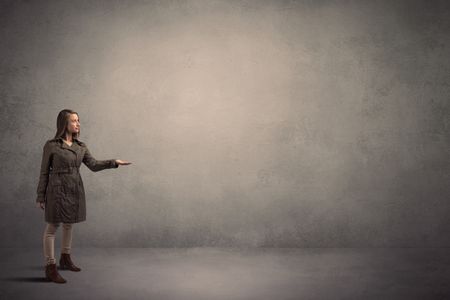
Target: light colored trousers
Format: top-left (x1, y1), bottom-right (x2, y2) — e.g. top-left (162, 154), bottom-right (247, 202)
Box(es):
top-left (43, 222), bottom-right (73, 265)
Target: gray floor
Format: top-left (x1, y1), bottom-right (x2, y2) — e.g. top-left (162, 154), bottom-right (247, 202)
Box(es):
top-left (1, 247), bottom-right (449, 300)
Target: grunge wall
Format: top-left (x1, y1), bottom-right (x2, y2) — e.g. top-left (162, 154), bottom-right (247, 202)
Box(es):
top-left (0, 0), bottom-right (449, 247)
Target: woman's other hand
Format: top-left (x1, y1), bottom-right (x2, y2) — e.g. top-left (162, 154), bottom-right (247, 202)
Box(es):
top-left (36, 202), bottom-right (45, 210)
top-left (115, 159), bottom-right (132, 166)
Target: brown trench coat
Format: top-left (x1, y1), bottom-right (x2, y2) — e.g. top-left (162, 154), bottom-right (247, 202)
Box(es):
top-left (36, 137), bottom-right (118, 223)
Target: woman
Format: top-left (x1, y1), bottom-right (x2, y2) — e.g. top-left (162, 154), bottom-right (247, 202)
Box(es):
top-left (35, 109), bottom-right (131, 283)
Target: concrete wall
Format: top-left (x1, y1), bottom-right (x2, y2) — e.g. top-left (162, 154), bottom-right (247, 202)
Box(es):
top-left (1, 0), bottom-right (449, 247)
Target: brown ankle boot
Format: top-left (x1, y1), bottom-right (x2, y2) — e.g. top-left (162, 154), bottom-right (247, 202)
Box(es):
top-left (59, 253), bottom-right (81, 272)
top-left (45, 263), bottom-right (67, 283)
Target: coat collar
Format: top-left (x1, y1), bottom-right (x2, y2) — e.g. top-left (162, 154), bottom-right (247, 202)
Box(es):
top-left (55, 137), bottom-right (81, 153)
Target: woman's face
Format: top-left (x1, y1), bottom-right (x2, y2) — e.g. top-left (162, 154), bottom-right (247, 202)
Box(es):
top-left (67, 113), bottom-right (80, 134)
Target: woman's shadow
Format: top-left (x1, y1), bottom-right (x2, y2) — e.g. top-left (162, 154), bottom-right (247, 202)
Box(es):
top-left (3, 266), bottom-right (50, 282)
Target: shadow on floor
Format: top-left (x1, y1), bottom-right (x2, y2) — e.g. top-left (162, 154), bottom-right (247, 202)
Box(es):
top-left (3, 277), bottom-right (48, 283)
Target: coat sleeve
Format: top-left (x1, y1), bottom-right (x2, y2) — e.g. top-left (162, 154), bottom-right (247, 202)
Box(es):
top-left (36, 140), bottom-right (52, 203)
top-left (82, 144), bottom-right (119, 172)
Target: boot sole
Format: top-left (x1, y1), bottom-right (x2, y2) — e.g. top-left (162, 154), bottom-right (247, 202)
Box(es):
top-left (45, 275), bottom-right (67, 283)
top-left (59, 264), bottom-right (81, 272)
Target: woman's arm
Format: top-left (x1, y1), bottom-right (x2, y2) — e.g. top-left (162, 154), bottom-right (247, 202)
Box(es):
top-left (36, 140), bottom-right (52, 203)
top-left (82, 144), bottom-right (119, 172)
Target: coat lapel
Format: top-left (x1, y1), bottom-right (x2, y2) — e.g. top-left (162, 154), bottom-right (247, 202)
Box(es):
top-left (57, 137), bottom-right (80, 156)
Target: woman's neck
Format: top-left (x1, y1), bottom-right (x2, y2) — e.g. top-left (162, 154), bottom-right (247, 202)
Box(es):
top-left (64, 134), bottom-right (73, 142)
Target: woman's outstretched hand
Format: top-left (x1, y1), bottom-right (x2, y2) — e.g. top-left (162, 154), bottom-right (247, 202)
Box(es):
top-left (36, 202), bottom-right (45, 210)
top-left (115, 159), bottom-right (132, 166)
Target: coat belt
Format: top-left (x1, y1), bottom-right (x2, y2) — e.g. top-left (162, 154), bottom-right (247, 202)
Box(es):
top-left (50, 166), bottom-right (80, 174)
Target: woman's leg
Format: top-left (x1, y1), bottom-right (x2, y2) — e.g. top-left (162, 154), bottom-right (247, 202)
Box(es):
top-left (59, 223), bottom-right (81, 271)
top-left (61, 223), bottom-right (73, 254)
top-left (43, 222), bottom-right (60, 265)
